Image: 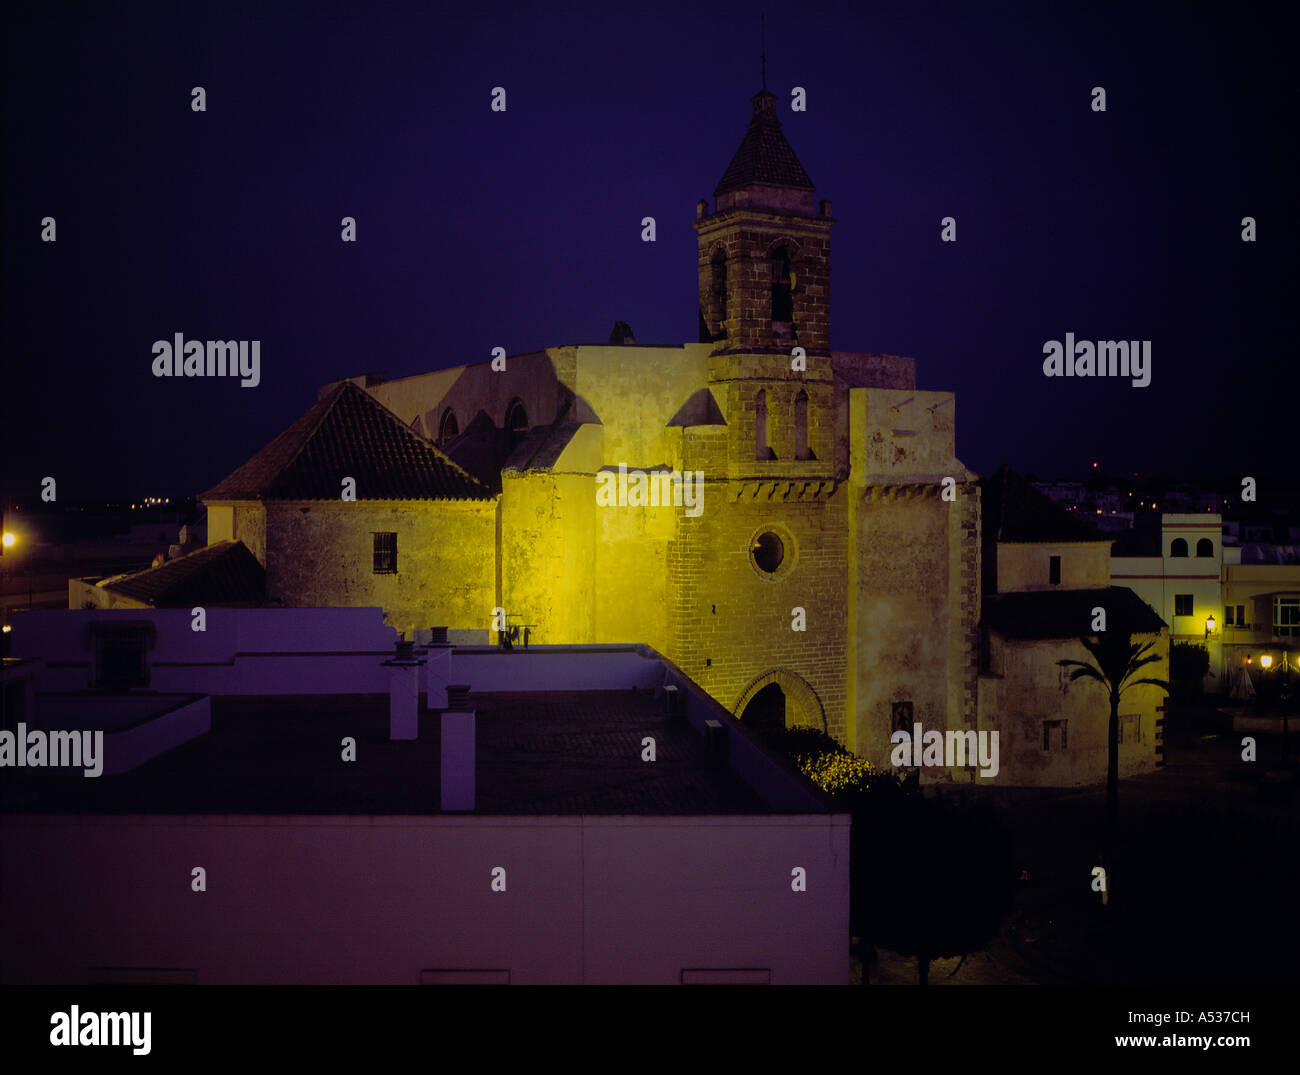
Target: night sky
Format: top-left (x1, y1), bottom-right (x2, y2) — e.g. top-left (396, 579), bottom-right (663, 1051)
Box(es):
top-left (2, 0), bottom-right (1292, 502)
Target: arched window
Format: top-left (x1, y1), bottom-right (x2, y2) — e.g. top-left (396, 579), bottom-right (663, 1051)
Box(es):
top-left (505, 399), bottom-right (527, 452)
top-left (710, 248), bottom-right (727, 336)
top-left (755, 390), bottom-right (773, 460)
top-left (1196, 538), bottom-right (1214, 557)
top-left (438, 408), bottom-right (459, 447)
top-left (1170, 538), bottom-right (1188, 557)
top-left (771, 245), bottom-right (794, 324)
top-left (793, 390), bottom-right (811, 460)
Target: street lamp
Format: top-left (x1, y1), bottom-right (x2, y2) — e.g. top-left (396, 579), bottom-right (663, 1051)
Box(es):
top-left (1205, 614), bottom-right (1216, 638)
top-left (0, 530), bottom-right (14, 633)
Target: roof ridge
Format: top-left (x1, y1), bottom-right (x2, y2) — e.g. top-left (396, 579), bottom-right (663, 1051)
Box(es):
top-left (269, 382), bottom-right (355, 496)
top-left (129, 539), bottom-right (232, 578)
top-left (347, 383), bottom-right (493, 497)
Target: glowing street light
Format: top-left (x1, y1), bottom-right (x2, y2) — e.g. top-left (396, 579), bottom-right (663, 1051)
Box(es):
top-left (1, 531), bottom-right (15, 548)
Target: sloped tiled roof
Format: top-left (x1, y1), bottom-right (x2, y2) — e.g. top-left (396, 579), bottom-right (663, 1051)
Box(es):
top-left (715, 90), bottom-right (815, 196)
top-left (201, 382), bottom-right (493, 502)
top-left (982, 586), bottom-right (1166, 641)
top-left (101, 540), bottom-right (265, 607)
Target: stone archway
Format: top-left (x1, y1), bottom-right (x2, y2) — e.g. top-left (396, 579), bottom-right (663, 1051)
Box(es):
top-left (734, 668), bottom-right (827, 733)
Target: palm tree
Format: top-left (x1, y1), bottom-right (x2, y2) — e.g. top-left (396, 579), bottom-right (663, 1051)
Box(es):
top-left (1058, 633), bottom-right (1170, 839)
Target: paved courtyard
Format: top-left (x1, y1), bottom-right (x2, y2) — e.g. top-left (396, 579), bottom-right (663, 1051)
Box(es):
top-left (860, 709), bottom-right (1298, 984)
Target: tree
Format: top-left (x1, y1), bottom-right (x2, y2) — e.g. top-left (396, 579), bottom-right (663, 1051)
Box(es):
top-left (859, 788), bottom-right (1013, 984)
top-left (1058, 633), bottom-right (1171, 847)
top-left (1170, 642), bottom-right (1210, 697)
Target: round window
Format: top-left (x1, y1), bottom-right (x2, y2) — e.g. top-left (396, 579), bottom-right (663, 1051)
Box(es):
top-left (752, 531), bottom-right (785, 574)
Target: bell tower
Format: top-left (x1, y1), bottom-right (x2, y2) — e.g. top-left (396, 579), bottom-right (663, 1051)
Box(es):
top-left (694, 89), bottom-right (834, 357)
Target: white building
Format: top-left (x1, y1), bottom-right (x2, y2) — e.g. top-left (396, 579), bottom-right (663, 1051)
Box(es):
top-left (1110, 514), bottom-right (1223, 690)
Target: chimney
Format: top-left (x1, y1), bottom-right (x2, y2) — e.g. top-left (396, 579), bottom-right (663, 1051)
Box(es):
top-left (385, 640), bottom-right (424, 740)
top-left (441, 711), bottom-right (476, 811)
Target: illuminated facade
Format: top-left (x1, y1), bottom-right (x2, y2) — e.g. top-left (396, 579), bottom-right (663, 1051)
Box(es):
top-left (204, 87), bottom-right (981, 771)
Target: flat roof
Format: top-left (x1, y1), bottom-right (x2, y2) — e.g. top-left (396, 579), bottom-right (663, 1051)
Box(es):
top-left (2, 689), bottom-right (770, 816)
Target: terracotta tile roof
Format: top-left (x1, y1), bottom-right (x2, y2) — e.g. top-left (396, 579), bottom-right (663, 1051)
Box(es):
top-left (715, 91), bottom-right (815, 196)
top-left (982, 586), bottom-right (1166, 641)
top-left (200, 382), bottom-right (493, 502)
top-left (101, 540), bottom-right (265, 607)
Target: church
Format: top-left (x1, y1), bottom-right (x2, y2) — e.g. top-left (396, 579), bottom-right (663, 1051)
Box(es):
top-left (200, 84), bottom-right (983, 774)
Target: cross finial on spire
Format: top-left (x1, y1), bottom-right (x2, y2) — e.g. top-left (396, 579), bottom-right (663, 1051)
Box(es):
top-left (761, 13), bottom-right (767, 92)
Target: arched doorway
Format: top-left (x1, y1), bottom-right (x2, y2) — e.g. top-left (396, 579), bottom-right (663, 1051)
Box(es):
top-left (740, 682), bottom-right (786, 732)
top-left (733, 668), bottom-right (827, 733)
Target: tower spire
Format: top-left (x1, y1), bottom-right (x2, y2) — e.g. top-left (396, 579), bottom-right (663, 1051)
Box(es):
top-left (760, 13), bottom-right (767, 92)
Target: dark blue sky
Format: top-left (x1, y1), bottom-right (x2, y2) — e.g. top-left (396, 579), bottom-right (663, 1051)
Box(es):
top-left (2, 0), bottom-right (1292, 501)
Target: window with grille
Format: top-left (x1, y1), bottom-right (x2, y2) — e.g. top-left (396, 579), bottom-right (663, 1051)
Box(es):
top-left (91, 623), bottom-right (153, 689)
top-left (1042, 719), bottom-right (1067, 752)
top-left (1275, 597), bottom-right (1300, 638)
top-left (373, 532), bottom-right (397, 574)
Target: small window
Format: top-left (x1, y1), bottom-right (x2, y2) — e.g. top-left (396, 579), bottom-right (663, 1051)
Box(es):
top-left (891, 701), bottom-right (914, 737)
top-left (755, 390), bottom-right (774, 460)
top-left (1274, 597), bottom-right (1300, 638)
top-left (793, 390), bottom-right (812, 461)
top-left (770, 245), bottom-right (794, 324)
top-left (373, 532), bottom-right (397, 574)
top-left (91, 623), bottom-right (152, 690)
top-left (1170, 538), bottom-right (1188, 557)
top-left (710, 247), bottom-right (728, 335)
top-left (752, 531), bottom-right (784, 574)
top-left (1043, 719), bottom-right (1067, 752)
top-left (1120, 714), bottom-right (1141, 745)
top-left (1174, 594), bottom-right (1193, 617)
top-left (505, 399), bottom-right (528, 452)
top-left (1225, 606), bottom-right (1235, 626)
top-left (438, 408), bottom-right (459, 446)
top-left (1196, 538), bottom-right (1214, 558)
top-left (1236, 604), bottom-right (1246, 627)
top-left (1049, 555), bottom-right (1061, 585)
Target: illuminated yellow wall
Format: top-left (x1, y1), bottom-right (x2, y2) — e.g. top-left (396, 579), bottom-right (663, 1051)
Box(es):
top-left (207, 505), bottom-right (234, 544)
top-left (998, 541), bottom-right (1110, 592)
top-left (979, 633), bottom-right (1166, 785)
top-left (264, 499), bottom-right (496, 639)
